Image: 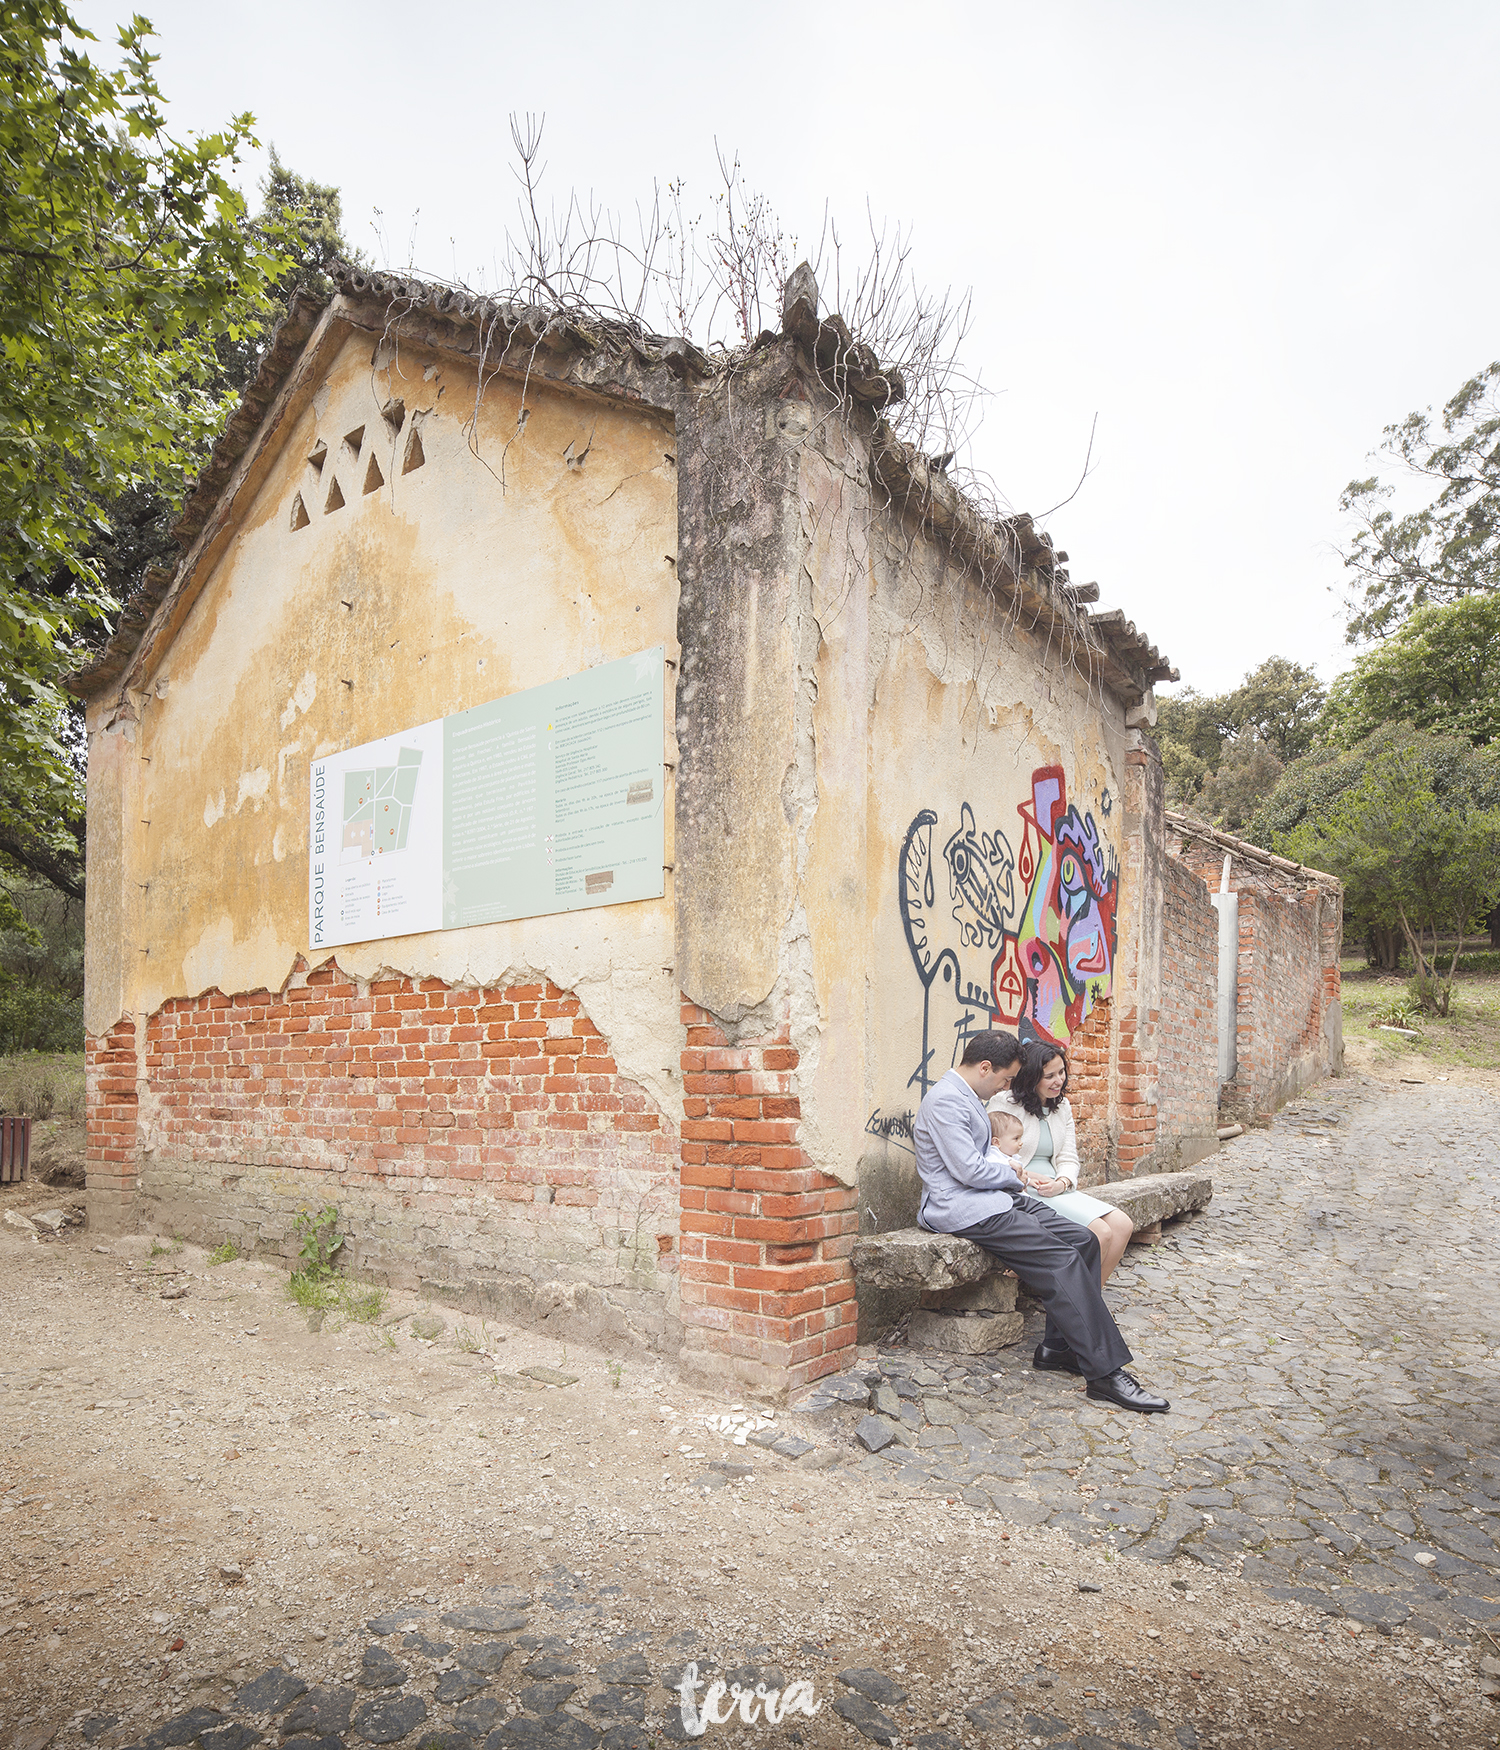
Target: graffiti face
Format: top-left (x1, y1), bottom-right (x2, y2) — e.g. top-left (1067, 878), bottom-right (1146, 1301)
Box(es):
top-left (899, 766), bottom-right (1119, 1094)
top-left (1055, 810), bottom-right (1114, 985)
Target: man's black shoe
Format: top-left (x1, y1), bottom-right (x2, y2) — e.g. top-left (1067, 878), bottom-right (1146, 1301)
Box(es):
top-left (1084, 1369), bottom-right (1170, 1414)
top-left (1033, 1342), bottom-right (1083, 1375)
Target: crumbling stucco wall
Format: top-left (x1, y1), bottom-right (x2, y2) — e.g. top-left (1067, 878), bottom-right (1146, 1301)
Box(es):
top-left (858, 527), bottom-right (1133, 1224)
top-left (82, 322), bottom-right (684, 1343)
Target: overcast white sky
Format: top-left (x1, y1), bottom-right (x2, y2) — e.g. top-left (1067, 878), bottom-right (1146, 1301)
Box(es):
top-left (71, 0), bottom-right (1500, 697)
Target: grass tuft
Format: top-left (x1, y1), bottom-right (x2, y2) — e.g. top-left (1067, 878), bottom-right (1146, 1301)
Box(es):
top-left (285, 1269), bottom-right (386, 1323)
top-left (0, 1052), bottom-right (85, 1120)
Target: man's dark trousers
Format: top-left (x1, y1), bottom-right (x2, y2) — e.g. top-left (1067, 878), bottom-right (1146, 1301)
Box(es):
top-left (957, 1195), bottom-right (1132, 1381)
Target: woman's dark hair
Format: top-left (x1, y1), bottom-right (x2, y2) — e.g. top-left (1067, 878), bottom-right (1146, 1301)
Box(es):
top-left (1012, 1041), bottom-right (1069, 1118)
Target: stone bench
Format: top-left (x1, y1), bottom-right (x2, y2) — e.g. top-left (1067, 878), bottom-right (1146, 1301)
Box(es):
top-left (851, 1168), bottom-right (1213, 1354)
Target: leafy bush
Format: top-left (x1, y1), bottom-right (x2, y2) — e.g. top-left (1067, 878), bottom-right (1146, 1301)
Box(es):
top-left (294, 1204), bottom-right (343, 1276)
top-left (1450, 949), bottom-right (1500, 975)
top-left (0, 983), bottom-right (83, 1055)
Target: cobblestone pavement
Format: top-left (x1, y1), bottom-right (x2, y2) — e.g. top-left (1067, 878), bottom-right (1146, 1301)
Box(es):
top-left (800, 1076), bottom-right (1500, 1642)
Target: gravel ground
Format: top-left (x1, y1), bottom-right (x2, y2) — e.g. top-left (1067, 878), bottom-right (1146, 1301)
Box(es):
top-left (1, 1077), bottom-right (1497, 1750)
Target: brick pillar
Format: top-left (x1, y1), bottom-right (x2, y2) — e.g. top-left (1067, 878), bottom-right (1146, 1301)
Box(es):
top-left (677, 999), bottom-right (859, 1397)
top-left (1067, 997), bottom-right (1113, 1185)
top-left (1116, 739), bottom-right (1161, 1179)
top-left (1114, 1004), bottom-right (1158, 1176)
top-left (86, 1017), bottom-right (139, 1233)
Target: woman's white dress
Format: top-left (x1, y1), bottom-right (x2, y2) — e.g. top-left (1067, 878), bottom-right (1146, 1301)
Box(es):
top-left (987, 1090), bottom-right (1115, 1227)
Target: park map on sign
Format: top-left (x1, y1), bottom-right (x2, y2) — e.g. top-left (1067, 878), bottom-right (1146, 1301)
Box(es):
top-left (341, 749), bottom-right (423, 864)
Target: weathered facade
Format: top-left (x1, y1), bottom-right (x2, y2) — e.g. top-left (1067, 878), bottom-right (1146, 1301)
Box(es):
top-left (74, 262), bottom-right (1311, 1397)
top-left (1167, 815), bottom-right (1344, 1121)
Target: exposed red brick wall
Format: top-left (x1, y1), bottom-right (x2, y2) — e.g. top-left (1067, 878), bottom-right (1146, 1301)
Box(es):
top-left (1113, 1004), bottom-right (1158, 1178)
top-left (1150, 854), bottom-right (1220, 1161)
top-left (85, 964), bottom-right (681, 1301)
top-left (678, 1000), bottom-right (859, 1394)
top-left (1170, 838), bottom-right (1343, 1121)
top-left (1065, 997), bottom-right (1112, 1185)
top-left (85, 1018), bottom-right (138, 1207)
top-left (141, 963), bottom-right (673, 1195)
top-left (1224, 887), bottom-right (1342, 1120)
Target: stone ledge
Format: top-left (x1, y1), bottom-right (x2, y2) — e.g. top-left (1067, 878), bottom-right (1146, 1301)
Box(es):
top-left (852, 1169), bottom-right (1213, 1289)
top-left (850, 1227), bottom-right (995, 1291)
top-left (1092, 1167), bottom-right (1213, 1229)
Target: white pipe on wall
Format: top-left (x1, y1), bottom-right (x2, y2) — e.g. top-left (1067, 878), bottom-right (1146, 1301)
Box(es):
top-left (1208, 854), bottom-right (1239, 1088)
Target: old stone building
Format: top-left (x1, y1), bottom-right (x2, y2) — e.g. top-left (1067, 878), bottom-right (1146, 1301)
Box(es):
top-left (73, 261), bottom-right (1338, 1397)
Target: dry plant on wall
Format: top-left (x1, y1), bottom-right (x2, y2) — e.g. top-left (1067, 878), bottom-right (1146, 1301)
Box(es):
top-left (358, 115), bottom-right (1110, 717)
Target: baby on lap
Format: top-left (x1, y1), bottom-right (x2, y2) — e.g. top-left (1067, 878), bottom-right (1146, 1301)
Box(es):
top-left (989, 1108), bottom-right (1025, 1174)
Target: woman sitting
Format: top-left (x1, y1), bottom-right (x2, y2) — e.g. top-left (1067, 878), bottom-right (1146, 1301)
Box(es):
top-left (988, 1040), bottom-right (1134, 1284)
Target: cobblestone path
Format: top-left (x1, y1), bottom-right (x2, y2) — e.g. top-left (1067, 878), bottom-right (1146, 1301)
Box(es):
top-left (803, 1076), bottom-right (1500, 1641)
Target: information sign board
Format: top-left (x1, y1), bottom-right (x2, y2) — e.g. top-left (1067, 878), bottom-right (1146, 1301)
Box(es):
top-left (309, 647), bottom-right (664, 950)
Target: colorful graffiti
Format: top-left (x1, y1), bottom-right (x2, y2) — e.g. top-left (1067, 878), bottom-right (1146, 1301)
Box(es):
top-left (898, 765), bottom-right (1119, 1095)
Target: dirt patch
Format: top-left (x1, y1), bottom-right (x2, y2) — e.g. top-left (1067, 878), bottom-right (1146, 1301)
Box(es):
top-left (22, 1117), bottom-right (87, 1188)
top-left (0, 1203), bottom-right (1493, 1750)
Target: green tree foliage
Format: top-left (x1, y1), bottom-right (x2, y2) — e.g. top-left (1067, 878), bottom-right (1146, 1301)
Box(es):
top-left (0, 3), bottom-right (283, 786)
top-left (1, 10), bottom-right (356, 924)
top-left (1321, 593), bottom-right (1500, 751)
top-left (1196, 739), bottom-right (1286, 834)
top-left (0, 868), bottom-right (83, 1052)
top-left (1226, 657), bottom-right (1327, 763)
top-left (1246, 726), bottom-right (1500, 962)
top-left (1340, 362), bottom-right (1500, 643)
top-left (1280, 738), bottom-right (1500, 1015)
top-left (1154, 657), bottom-right (1325, 831)
top-left (212, 147), bottom-right (360, 395)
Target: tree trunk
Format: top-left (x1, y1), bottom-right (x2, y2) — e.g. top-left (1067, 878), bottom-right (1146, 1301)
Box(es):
top-left (1365, 926), bottom-right (1402, 971)
top-left (1396, 908), bottom-right (1438, 1011)
top-left (1490, 902), bottom-right (1500, 951)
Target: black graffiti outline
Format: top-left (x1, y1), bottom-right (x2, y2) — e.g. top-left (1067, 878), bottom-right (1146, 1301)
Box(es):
top-left (898, 808), bottom-right (964, 1098)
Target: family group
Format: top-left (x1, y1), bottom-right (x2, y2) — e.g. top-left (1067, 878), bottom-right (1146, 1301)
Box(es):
top-left (912, 1030), bottom-right (1170, 1414)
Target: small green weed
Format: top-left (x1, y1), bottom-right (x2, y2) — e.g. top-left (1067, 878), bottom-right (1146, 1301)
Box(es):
top-left (286, 1270), bottom-right (334, 1311)
top-left (283, 1204), bottom-right (383, 1322)
top-left (606, 1359), bottom-right (623, 1390)
top-left (455, 1325), bottom-right (482, 1354)
top-left (286, 1270), bottom-right (385, 1320)
top-left (207, 1238), bottom-right (240, 1266)
top-left (294, 1204), bottom-right (343, 1277)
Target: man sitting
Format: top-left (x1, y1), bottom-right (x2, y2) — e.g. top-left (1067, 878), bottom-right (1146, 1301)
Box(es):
top-left (912, 1029), bottom-right (1168, 1414)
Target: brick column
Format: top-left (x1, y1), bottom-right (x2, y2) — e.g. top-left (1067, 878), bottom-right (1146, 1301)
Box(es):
top-left (1066, 996), bottom-right (1114, 1184)
top-left (677, 999), bottom-right (859, 1397)
top-left (1113, 1003), bottom-right (1159, 1176)
top-left (1114, 739), bottom-right (1162, 1179)
top-left (85, 1017), bottom-right (139, 1233)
